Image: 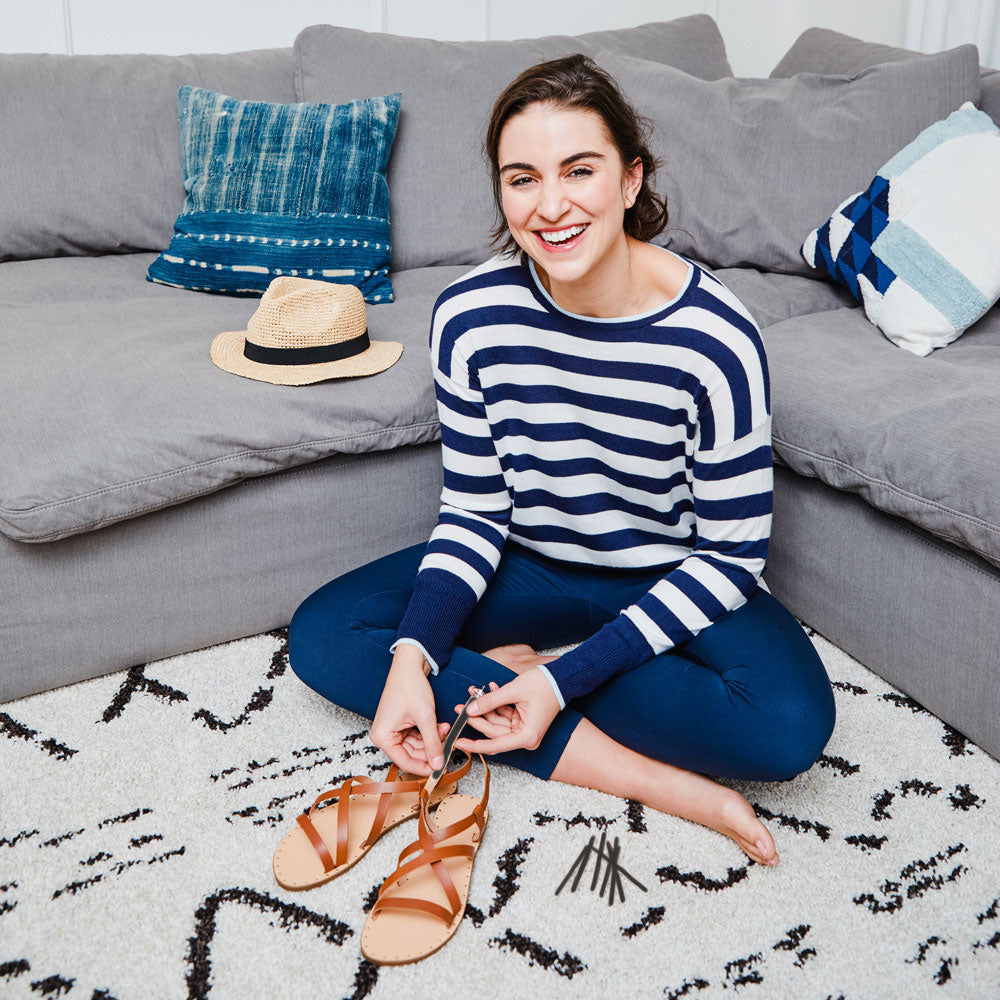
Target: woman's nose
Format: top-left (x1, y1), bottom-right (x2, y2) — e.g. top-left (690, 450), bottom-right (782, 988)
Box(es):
top-left (536, 179), bottom-right (570, 221)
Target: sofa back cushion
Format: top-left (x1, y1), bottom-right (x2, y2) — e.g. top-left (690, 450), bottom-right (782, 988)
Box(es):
top-left (770, 26), bottom-right (1000, 127)
top-left (596, 45), bottom-right (981, 275)
top-left (294, 16), bottom-right (732, 271)
top-left (0, 48), bottom-right (296, 263)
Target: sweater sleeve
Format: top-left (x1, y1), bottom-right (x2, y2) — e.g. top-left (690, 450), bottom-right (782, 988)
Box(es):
top-left (391, 300), bottom-right (512, 672)
top-left (543, 379), bottom-right (773, 705)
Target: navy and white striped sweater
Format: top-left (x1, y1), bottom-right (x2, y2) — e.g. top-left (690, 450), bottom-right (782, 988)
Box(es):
top-left (391, 248), bottom-right (773, 705)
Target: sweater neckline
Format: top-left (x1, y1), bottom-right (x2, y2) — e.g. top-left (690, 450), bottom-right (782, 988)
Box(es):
top-left (524, 245), bottom-right (695, 328)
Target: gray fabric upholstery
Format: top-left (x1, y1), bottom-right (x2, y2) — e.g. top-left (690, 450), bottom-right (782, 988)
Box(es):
top-left (294, 16), bottom-right (733, 272)
top-left (0, 48), bottom-right (296, 262)
top-left (767, 465), bottom-right (1000, 762)
top-left (770, 27), bottom-right (923, 76)
top-left (596, 47), bottom-right (982, 275)
top-left (708, 265), bottom-right (857, 330)
top-left (769, 26), bottom-right (1000, 128)
top-left (983, 71), bottom-right (1000, 125)
top-left (0, 442), bottom-right (443, 703)
top-left (764, 306), bottom-right (1000, 569)
top-left (0, 255), bottom-right (465, 543)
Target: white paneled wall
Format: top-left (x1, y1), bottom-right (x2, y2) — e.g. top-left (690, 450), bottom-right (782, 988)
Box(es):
top-left (905, 0), bottom-right (1000, 67)
top-left (1, 0), bottom-right (998, 73)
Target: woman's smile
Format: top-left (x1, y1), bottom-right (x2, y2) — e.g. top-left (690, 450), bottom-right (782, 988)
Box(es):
top-left (534, 222), bottom-right (590, 251)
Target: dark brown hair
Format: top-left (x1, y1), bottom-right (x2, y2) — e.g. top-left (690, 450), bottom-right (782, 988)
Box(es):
top-left (484, 53), bottom-right (668, 257)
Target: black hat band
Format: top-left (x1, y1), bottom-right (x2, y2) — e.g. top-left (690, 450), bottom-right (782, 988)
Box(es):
top-left (243, 329), bottom-right (370, 366)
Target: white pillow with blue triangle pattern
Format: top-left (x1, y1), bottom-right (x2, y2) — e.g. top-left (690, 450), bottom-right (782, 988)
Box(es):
top-left (802, 101), bottom-right (1000, 356)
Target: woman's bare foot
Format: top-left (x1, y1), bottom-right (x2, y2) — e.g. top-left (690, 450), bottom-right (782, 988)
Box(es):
top-left (702, 782), bottom-right (780, 867)
top-left (481, 642), bottom-right (558, 674)
top-left (550, 717), bottom-right (780, 868)
top-left (478, 646), bottom-right (779, 867)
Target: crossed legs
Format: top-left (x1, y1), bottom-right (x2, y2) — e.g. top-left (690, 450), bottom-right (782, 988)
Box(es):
top-left (288, 541), bottom-right (836, 867)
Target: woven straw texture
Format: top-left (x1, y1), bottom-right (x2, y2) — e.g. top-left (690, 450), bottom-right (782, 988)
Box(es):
top-left (211, 276), bottom-right (402, 384)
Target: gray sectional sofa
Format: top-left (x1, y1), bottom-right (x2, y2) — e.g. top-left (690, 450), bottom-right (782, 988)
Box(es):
top-left (2, 17), bottom-right (998, 763)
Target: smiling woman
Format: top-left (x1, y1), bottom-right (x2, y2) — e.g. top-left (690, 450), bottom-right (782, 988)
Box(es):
top-left (287, 54), bottom-right (837, 880)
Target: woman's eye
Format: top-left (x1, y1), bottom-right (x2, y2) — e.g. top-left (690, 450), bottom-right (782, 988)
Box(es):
top-left (509, 175), bottom-right (533, 187)
top-left (569, 166), bottom-right (593, 178)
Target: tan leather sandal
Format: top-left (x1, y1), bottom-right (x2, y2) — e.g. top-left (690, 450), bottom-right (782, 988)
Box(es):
top-left (272, 753), bottom-right (471, 891)
top-left (360, 755), bottom-right (490, 965)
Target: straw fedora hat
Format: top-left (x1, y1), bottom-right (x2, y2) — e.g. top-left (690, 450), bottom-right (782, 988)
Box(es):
top-left (210, 276), bottom-right (403, 385)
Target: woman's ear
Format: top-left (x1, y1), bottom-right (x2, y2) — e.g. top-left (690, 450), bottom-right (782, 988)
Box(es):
top-left (624, 156), bottom-right (643, 209)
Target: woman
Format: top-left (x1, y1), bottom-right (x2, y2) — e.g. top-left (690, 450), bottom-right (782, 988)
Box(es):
top-left (288, 54), bottom-right (836, 868)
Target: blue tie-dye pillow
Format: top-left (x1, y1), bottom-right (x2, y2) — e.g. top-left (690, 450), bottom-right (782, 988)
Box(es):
top-left (147, 86), bottom-right (400, 303)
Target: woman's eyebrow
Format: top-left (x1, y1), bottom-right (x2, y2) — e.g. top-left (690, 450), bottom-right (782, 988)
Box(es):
top-left (499, 151), bottom-right (605, 174)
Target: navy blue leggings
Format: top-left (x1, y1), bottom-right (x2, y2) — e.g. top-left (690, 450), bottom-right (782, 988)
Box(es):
top-left (288, 540), bottom-right (836, 782)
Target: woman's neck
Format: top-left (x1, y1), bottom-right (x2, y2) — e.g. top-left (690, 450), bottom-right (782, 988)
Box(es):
top-left (535, 234), bottom-right (641, 319)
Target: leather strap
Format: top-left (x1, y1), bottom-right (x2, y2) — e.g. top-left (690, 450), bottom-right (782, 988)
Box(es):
top-left (372, 756), bottom-right (491, 927)
top-left (295, 810), bottom-right (334, 873)
top-left (372, 843), bottom-right (475, 921)
top-left (294, 753), bottom-right (474, 871)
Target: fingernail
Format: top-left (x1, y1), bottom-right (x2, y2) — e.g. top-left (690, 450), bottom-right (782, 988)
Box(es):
top-left (432, 755), bottom-right (443, 769)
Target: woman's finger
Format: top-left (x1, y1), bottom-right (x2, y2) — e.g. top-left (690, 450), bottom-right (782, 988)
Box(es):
top-left (453, 709), bottom-right (507, 735)
top-left (458, 701), bottom-right (508, 728)
top-left (456, 713), bottom-right (510, 739)
top-left (384, 740), bottom-right (435, 776)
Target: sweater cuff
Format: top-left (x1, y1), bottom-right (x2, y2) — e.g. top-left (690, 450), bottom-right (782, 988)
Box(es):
top-left (394, 568), bottom-right (479, 671)
top-left (535, 663), bottom-right (566, 710)
top-left (388, 638), bottom-right (441, 676)
top-left (544, 615), bottom-right (654, 703)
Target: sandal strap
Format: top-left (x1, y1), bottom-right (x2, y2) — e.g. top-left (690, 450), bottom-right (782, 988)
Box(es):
top-left (373, 843), bottom-right (475, 924)
top-left (360, 762), bottom-right (402, 850)
top-left (415, 755), bottom-right (490, 851)
top-left (371, 893), bottom-right (455, 925)
top-left (295, 809), bottom-right (334, 874)
top-left (375, 756), bottom-right (491, 923)
top-left (292, 753), bottom-right (476, 872)
top-left (297, 774), bottom-right (366, 869)
top-left (385, 842), bottom-right (476, 890)
top-left (359, 752), bottom-right (472, 849)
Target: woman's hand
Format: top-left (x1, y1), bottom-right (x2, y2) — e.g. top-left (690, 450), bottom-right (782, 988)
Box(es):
top-left (369, 646), bottom-right (450, 777)
top-left (452, 667), bottom-right (561, 755)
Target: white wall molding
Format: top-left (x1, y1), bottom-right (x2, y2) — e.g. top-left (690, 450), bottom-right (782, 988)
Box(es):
top-left (2, 0), bottom-right (998, 68)
top-left (61, 0), bottom-right (74, 53)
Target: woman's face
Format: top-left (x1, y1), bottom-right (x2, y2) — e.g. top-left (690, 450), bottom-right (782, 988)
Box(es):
top-left (497, 102), bottom-right (642, 286)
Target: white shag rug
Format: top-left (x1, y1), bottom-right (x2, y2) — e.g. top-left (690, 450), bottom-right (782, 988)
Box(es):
top-left (2, 624), bottom-right (999, 1000)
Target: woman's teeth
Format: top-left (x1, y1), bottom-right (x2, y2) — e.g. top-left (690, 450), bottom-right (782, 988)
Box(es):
top-left (538, 224), bottom-right (587, 245)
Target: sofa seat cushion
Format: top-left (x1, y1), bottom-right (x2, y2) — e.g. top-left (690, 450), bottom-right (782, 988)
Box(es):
top-left (763, 305), bottom-right (1000, 569)
top-left (0, 254), bottom-right (465, 543)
